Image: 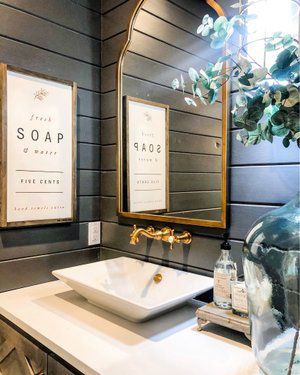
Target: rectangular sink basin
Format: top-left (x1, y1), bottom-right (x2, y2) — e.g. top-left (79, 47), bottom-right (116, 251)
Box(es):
top-left (52, 257), bottom-right (213, 322)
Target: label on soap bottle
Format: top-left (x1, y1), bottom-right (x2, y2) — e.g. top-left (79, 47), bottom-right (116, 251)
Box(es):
top-left (214, 272), bottom-right (231, 299)
top-left (232, 283), bottom-right (248, 314)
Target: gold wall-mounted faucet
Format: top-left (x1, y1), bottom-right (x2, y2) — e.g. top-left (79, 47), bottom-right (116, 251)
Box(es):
top-left (129, 225), bottom-right (192, 250)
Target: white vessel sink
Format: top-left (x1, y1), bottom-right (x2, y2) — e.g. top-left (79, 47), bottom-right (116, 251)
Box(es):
top-left (52, 257), bottom-right (213, 322)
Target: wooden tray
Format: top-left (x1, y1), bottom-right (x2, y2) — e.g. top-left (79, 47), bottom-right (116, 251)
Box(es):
top-left (196, 302), bottom-right (251, 341)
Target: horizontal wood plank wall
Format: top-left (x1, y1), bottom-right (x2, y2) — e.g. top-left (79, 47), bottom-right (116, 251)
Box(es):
top-left (0, 1), bottom-right (102, 292)
top-left (100, 0), bottom-right (300, 275)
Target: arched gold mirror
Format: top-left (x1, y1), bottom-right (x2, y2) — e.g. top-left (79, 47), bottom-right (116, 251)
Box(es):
top-left (117, 0), bottom-right (229, 228)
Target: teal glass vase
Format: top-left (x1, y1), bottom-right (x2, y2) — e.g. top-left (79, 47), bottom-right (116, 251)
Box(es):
top-left (243, 194), bottom-right (300, 375)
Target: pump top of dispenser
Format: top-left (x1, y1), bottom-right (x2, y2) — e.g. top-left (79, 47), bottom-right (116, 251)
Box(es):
top-left (221, 234), bottom-right (231, 251)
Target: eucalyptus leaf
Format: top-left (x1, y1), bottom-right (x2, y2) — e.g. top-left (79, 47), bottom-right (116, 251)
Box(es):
top-left (236, 132), bottom-right (243, 142)
top-left (238, 72), bottom-right (253, 87)
top-left (282, 85), bottom-right (300, 107)
top-left (180, 74), bottom-right (185, 92)
top-left (282, 136), bottom-right (290, 148)
top-left (195, 87), bottom-right (202, 97)
top-left (271, 62), bottom-right (300, 81)
top-left (171, 78), bottom-right (179, 90)
top-left (274, 46), bottom-right (298, 70)
top-left (202, 14), bottom-right (210, 25)
top-left (195, 87), bottom-right (207, 105)
top-left (262, 123), bottom-right (273, 143)
top-left (234, 112), bottom-right (258, 131)
top-left (252, 67), bottom-right (268, 82)
top-left (274, 90), bottom-right (282, 105)
top-left (238, 55), bottom-right (252, 74)
top-left (207, 17), bottom-right (214, 28)
top-left (210, 35), bottom-right (226, 49)
top-left (282, 35), bottom-right (294, 47)
top-left (197, 24), bottom-right (205, 34)
top-left (247, 136), bottom-right (261, 145)
top-left (184, 97), bottom-right (197, 106)
top-left (265, 43), bottom-right (278, 52)
top-left (199, 69), bottom-right (210, 82)
top-left (262, 92), bottom-right (272, 106)
top-left (271, 110), bottom-right (287, 126)
top-left (229, 15), bottom-right (244, 27)
top-left (210, 81), bottom-right (218, 90)
top-left (213, 61), bottom-right (223, 73)
top-left (236, 94), bottom-right (247, 107)
top-left (202, 24), bottom-right (212, 37)
top-left (188, 67), bottom-right (200, 83)
top-left (192, 83), bottom-right (197, 97)
top-left (244, 119), bottom-right (258, 131)
top-left (208, 89), bottom-right (218, 104)
top-left (213, 16), bottom-right (227, 32)
top-left (205, 62), bottom-right (215, 77)
top-left (286, 111), bottom-right (300, 131)
top-left (238, 67), bottom-right (267, 90)
top-left (271, 125), bottom-right (289, 137)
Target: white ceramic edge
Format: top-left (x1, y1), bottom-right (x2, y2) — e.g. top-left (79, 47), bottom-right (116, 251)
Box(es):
top-left (52, 257), bottom-right (213, 312)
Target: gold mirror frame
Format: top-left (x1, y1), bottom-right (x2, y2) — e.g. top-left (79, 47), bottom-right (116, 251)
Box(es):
top-left (116, 0), bottom-right (229, 228)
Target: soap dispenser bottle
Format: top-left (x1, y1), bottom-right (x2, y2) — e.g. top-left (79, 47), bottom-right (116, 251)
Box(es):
top-left (213, 235), bottom-right (237, 309)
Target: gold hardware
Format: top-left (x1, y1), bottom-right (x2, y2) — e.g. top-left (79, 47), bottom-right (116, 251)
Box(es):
top-left (153, 273), bottom-right (162, 283)
top-left (130, 225), bottom-right (192, 250)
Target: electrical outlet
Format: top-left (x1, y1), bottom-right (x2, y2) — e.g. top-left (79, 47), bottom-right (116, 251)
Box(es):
top-left (88, 221), bottom-right (101, 246)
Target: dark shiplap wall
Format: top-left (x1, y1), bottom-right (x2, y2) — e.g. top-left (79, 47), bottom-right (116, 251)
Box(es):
top-left (0, 0), bottom-right (102, 292)
top-left (100, 0), bottom-right (300, 275)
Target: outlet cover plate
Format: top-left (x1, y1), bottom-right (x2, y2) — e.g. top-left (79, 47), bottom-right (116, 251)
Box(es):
top-left (88, 221), bottom-right (101, 246)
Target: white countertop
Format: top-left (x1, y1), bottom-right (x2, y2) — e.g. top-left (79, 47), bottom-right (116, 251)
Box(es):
top-left (0, 281), bottom-right (259, 375)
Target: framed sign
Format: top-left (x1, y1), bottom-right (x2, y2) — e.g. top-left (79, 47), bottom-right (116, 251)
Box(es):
top-left (125, 96), bottom-right (169, 213)
top-left (0, 64), bottom-right (77, 227)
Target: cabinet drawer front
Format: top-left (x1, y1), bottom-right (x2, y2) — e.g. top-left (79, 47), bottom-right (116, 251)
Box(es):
top-left (0, 318), bottom-right (47, 375)
top-left (48, 355), bottom-right (78, 375)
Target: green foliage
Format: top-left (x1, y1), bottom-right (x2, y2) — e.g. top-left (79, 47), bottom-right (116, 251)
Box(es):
top-left (171, 9), bottom-right (300, 149)
top-left (265, 32), bottom-right (294, 51)
top-left (171, 78), bottom-right (179, 90)
top-left (269, 46), bottom-right (300, 81)
top-left (184, 97), bottom-right (197, 106)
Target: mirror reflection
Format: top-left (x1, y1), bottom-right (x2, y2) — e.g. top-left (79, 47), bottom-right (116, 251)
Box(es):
top-left (118, 0), bottom-right (229, 227)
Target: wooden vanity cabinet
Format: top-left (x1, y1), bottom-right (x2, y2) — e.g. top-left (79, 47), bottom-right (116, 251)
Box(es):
top-left (48, 355), bottom-right (77, 375)
top-left (0, 318), bottom-right (80, 375)
top-left (0, 318), bottom-right (46, 374)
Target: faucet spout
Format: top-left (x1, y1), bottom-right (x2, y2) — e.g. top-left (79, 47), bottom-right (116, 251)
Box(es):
top-left (130, 225), bottom-right (156, 245)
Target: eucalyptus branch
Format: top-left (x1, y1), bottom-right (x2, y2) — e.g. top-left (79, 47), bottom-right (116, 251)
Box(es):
top-left (176, 7), bottom-right (300, 148)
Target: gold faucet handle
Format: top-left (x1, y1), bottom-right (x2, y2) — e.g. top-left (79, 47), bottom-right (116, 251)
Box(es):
top-left (168, 229), bottom-right (175, 250)
top-left (130, 225), bottom-right (138, 244)
top-left (178, 231), bottom-right (192, 245)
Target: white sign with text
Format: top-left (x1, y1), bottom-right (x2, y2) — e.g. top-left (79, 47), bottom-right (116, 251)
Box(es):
top-left (6, 70), bottom-right (74, 223)
top-left (127, 98), bottom-right (168, 213)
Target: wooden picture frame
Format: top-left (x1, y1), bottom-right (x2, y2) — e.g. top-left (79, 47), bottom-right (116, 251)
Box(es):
top-left (124, 96), bottom-right (169, 214)
top-left (0, 64), bottom-right (77, 227)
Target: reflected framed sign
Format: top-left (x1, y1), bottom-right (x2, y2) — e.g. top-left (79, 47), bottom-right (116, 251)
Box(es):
top-left (125, 96), bottom-right (169, 213)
